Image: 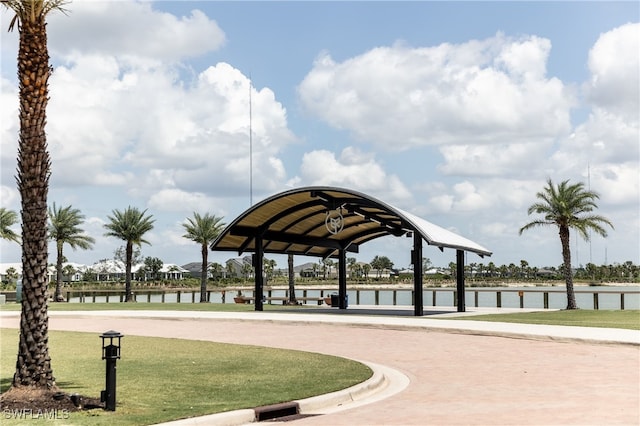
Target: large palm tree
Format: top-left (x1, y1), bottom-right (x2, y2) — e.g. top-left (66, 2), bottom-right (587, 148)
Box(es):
top-left (0, 207), bottom-right (21, 243)
top-left (519, 179), bottom-right (613, 309)
top-left (48, 203), bottom-right (94, 301)
top-left (183, 212), bottom-right (225, 302)
top-left (2, 0), bottom-right (68, 389)
top-left (104, 207), bottom-right (155, 302)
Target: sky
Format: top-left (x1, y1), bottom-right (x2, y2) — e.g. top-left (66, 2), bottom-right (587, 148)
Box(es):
top-left (1, 1), bottom-right (638, 271)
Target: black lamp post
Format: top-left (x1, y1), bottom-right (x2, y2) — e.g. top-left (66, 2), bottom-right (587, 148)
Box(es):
top-left (100, 330), bottom-right (123, 411)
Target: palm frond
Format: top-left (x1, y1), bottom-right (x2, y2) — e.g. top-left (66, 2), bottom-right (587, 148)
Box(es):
top-left (2, 0), bottom-right (69, 29)
top-left (104, 206), bottom-right (155, 245)
top-left (520, 178), bottom-right (613, 241)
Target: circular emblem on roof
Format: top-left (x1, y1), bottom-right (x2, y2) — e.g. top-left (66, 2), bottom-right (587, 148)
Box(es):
top-left (325, 209), bottom-right (344, 235)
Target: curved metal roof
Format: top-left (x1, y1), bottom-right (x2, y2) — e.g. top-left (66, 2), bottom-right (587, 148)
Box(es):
top-left (210, 186), bottom-right (492, 258)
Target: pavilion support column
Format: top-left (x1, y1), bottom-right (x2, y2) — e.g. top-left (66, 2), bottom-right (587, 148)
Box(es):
top-left (254, 236), bottom-right (264, 311)
top-left (456, 249), bottom-right (466, 312)
top-left (413, 232), bottom-right (423, 316)
top-left (338, 249), bottom-right (348, 309)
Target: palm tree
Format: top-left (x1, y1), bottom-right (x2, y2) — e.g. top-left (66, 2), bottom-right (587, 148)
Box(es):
top-left (323, 258), bottom-right (335, 279)
top-left (2, 0), bottom-right (68, 390)
top-left (104, 207), bottom-right (155, 302)
top-left (4, 267), bottom-right (19, 285)
top-left (520, 260), bottom-right (529, 279)
top-left (184, 212), bottom-right (225, 302)
top-left (168, 264), bottom-right (182, 280)
top-left (347, 257), bottom-right (357, 280)
top-left (48, 203), bottom-right (94, 301)
top-left (62, 264), bottom-right (76, 280)
top-left (208, 262), bottom-right (222, 281)
top-left (241, 262), bottom-right (253, 283)
top-left (225, 261), bottom-right (234, 279)
top-left (520, 179), bottom-right (613, 309)
top-left (362, 263), bottom-right (371, 281)
top-left (0, 207), bottom-right (21, 243)
top-left (264, 258), bottom-right (277, 281)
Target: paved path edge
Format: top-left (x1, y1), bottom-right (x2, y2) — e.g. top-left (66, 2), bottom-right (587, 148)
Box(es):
top-left (154, 361), bottom-right (409, 426)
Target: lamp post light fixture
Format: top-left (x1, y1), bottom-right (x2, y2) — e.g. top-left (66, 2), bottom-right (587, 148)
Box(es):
top-left (100, 330), bottom-right (123, 411)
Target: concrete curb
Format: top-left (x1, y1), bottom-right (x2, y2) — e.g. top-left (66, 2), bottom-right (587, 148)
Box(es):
top-left (296, 361), bottom-right (409, 415)
top-left (154, 361), bottom-right (408, 426)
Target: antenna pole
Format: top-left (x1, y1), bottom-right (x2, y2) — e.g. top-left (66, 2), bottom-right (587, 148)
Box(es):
top-left (588, 163), bottom-right (592, 264)
top-left (249, 75), bottom-right (253, 206)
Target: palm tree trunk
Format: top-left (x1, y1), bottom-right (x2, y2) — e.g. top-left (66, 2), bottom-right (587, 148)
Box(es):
top-left (55, 241), bottom-right (63, 301)
top-left (200, 243), bottom-right (208, 303)
top-left (559, 226), bottom-right (578, 309)
top-left (14, 14), bottom-right (54, 388)
top-left (125, 241), bottom-right (134, 302)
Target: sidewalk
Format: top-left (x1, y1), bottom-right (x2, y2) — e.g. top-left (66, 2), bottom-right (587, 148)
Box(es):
top-left (8, 305), bottom-right (633, 346)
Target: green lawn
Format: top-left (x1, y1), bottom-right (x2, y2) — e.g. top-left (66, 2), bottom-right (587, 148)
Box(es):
top-left (451, 309), bottom-right (640, 330)
top-left (0, 329), bottom-right (371, 425)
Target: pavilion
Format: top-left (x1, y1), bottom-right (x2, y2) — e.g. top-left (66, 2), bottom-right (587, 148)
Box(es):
top-left (210, 186), bottom-right (492, 316)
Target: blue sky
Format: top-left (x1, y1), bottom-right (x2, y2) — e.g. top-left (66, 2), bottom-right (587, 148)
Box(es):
top-left (1, 1), bottom-right (638, 271)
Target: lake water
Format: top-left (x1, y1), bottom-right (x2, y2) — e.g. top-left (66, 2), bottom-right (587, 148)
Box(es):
top-left (68, 285), bottom-right (640, 310)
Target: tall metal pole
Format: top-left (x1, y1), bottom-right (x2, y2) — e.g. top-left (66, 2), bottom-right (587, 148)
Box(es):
top-left (413, 232), bottom-right (423, 316)
top-left (249, 76), bottom-right (253, 207)
top-left (456, 250), bottom-right (466, 312)
top-left (338, 250), bottom-right (347, 309)
top-left (588, 163), bottom-right (592, 264)
top-left (254, 235), bottom-right (264, 311)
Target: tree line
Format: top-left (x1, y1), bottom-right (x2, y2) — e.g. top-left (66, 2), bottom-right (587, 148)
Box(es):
top-left (1, 205), bottom-right (224, 304)
top-left (445, 259), bottom-right (638, 283)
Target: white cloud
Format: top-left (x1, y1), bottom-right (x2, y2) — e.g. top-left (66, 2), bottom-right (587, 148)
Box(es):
top-left (585, 23), bottom-right (639, 120)
top-left (425, 194), bottom-right (454, 214)
top-left (295, 147), bottom-right (412, 204)
top-left (0, 186), bottom-right (19, 209)
top-left (298, 33), bottom-right (573, 150)
top-left (590, 163), bottom-right (640, 207)
top-left (1, 1), bottom-right (293, 214)
top-left (438, 141), bottom-right (553, 177)
top-left (556, 109), bottom-right (639, 166)
top-left (426, 178), bottom-right (539, 214)
top-left (550, 22), bottom-right (639, 209)
top-left (1, 57), bottom-right (294, 206)
top-left (480, 222), bottom-right (512, 239)
top-left (47, 2), bottom-right (225, 64)
top-left (147, 189), bottom-right (226, 215)
top-left (495, 35), bottom-right (550, 80)
top-left (451, 181), bottom-right (492, 212)
top-left (0, 77), bottom-right (19, 187)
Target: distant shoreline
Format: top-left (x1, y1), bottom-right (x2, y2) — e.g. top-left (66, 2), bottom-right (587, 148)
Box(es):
top-left (252, 281), bottom-right (640, 291)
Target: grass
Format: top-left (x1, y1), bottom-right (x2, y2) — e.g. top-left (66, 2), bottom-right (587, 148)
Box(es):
top-left (0, 329), bottom-right (372, 425)
top-left (451, 309), bottom-right (640, 330)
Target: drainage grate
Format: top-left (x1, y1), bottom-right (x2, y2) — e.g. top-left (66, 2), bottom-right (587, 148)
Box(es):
top-left (254, 402), bottom-right (300, 422)
top-left (264, 413), bottom-right (320, 422)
